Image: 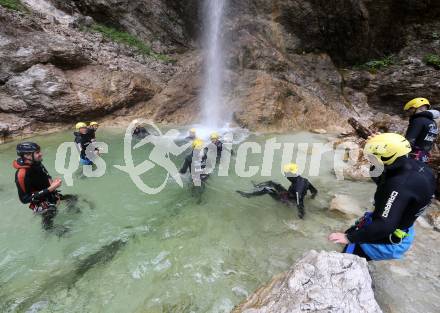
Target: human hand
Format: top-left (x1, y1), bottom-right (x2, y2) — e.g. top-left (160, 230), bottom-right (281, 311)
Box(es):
top-left (49, 178), bottom-right (62, 191)
top-left (328, 232), bottom-right (350, 245)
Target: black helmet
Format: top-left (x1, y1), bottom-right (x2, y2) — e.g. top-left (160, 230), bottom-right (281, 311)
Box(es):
top-left (16, 142), bottom-right (40, 156)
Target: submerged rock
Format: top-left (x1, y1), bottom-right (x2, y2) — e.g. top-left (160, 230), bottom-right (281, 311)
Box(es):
top-left (232, 250), bottom-right (382, 313)
top-left (329, 194), bottom-right (365, 219)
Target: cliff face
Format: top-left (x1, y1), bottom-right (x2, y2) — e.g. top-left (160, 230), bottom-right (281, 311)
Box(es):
top-left (0, 0), bottom-right (439, 138)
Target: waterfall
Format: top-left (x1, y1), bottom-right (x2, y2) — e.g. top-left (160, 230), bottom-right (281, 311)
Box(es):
top-left (200, 0), bottom-right (227, 129)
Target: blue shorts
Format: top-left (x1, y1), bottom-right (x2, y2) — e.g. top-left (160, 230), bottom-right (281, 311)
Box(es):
top-left (80, 157), bottom-right (93, 165)
top-left (360, 226), bottom-right (415, 261)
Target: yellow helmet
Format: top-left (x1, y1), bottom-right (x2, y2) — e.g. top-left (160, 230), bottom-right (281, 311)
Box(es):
top-left (364, 133), bottom-right (411, 165)
top-left (403, 98), bottom-right (430, 111)
top-left (192, 138), bottom-right (204, 150)
top-left (89, 121), bottom-right (99, 126)
top-left (75, 122), bottom-right (87, 130)
top-left (283, 163), bottom-right (298, 175)
top-left (190, 128), bottom-right (196, 134)
top-left (210, 131), bottom-right (219, 140)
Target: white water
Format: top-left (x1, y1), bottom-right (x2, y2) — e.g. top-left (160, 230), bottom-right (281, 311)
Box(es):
top-left (200, 0), bottom-right (227, 130)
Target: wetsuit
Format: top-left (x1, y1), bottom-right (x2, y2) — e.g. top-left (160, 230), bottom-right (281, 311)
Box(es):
top-left (74, 131), bottom-right (93, 165)
top-left (345, 157), bottom-right (435, 260)
top-left (13, 158), bottom-right (59, 229)
top-left (179, 149), bottom-right (209, 183)
top-left (133, 126), bottom-right (149, 139)
top-left (88, 128), bottom-right (96, 141)
top-left (405, 110), bottom-right (439, 162)
top-left (237, 176), bottom-right (318, 218)
top-left (212, 140), bottom-right (223, 158)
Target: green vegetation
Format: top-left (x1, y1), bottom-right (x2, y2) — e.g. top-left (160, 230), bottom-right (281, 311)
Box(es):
top-left (431, 32), bottom-right (440, 40)
top-left (355, 55), bottom-right (395, 72)
top-left (0, 0), bottom-right (27, 12)
top-left (424, 54), bottom-right (440, 69)
top-left (87, 23), bottom-right (174, 63)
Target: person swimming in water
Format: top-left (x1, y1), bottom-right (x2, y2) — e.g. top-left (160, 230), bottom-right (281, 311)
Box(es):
top-left (237, 163), bottom-right (317, 219)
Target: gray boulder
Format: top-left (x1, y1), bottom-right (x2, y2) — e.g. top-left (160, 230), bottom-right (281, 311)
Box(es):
top-left (232, 250), bottom-right (382, 313)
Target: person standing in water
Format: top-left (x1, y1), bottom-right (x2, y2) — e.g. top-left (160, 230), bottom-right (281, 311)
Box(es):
top-left (403, 97), bottom-right (439, 163)
top-left (88, 121), bottom-right (100, 142)
top-left (74, 122), bottom-right (94, 165)
top-left (185, 128), bottom-right (197, 142)
top-left (133, 123), bottom-right (149, 139)
top-left (209, 131), bottom-right (223, 159)
top-left (179, 138), bottom-right (209, 183)
top-left (329, 133), bottom-right (435, 261)
top-left (236, 163), bottom-right (317, 219)
top-left (13, 142), bottom-right (62, 230)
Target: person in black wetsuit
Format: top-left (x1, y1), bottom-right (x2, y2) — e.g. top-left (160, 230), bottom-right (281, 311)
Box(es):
top-left (133, 124), bottom-right (149, 139)
top-left (88, 121), bottom-right (99, 142)
top-left (13, 142), bottom-right (62, 230)
top-left (74, 122), bottom-right (94, 165)
top-left (14, 142), bottom-right (93, 233)
top-left (185, 128), bottom-right (197, 142)
top-left (403, 97), bottom-right (439, 163)
top-left (329, 133), bottom-right (436, 261)
top-left (179, 138), bottom-right (209, 185)
top-left (236, 163), bottom-right (318, 219)
top-left (210, 132), bottom-right (223, 158)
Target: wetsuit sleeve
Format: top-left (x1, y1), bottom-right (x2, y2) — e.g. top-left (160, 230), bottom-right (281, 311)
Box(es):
top-left (74, 135), bottom-right (82, 152)
top-left (346, 186), bottom-right (410, 243)
top-left (405, 118), bottom-right (424, 148)
top-left (307, 181), bottom-right (318, 197)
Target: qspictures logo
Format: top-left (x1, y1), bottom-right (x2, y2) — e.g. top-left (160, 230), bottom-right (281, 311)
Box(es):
top-left (54, 120), bottom-right (384, 194)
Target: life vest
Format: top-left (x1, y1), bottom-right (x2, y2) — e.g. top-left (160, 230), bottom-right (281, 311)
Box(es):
top-left (13, 160), bottom-right (54, 212)
top-left (13, 159), bottom-right (31, 196)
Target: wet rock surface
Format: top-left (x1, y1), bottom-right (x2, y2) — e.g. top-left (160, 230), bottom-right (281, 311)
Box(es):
top-left (369, 225), bottom-right (440, 313)
top-left (232, 250), bottom-right (382, 313)
top-left (1, 1), bottom-right (440, 137)
top-left (329, 194), bottom-right (365, 219)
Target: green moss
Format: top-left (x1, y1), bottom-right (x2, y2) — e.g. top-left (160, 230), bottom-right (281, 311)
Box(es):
top-left (355, 55), bottom-right (395, 72)
top-left (86, 23), bottom-right (175, 63)
top-left (0, 0), bottom-right (27, 12)
top-left (424, 54), bottom-right (440, 69)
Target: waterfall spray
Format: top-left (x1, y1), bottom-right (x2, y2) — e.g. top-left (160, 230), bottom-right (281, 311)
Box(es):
top-left (200, 0), bottom-right (226, 129)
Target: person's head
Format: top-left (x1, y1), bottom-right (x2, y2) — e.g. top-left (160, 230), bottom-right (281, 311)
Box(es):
top-left (89, 121), bottom-right (99, 130)
top-left (75, 122), bottom-right (88, 134)
top-left (16, 142), bottom-right (42, 163)
top-left (189, 128), bottom-right (196, 138)
top-left (283, 163), bottom-right (299, 178)
top-left (364, 133), bottom-right (411, 166)
top-left (403, 97), bottom-right (430, 117)
top-left (192, 138), bottom-right (204, 150)
top-left (210, 131), bottom-right (219, 143)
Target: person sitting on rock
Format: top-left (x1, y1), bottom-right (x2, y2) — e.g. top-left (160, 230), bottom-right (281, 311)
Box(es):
top-left (236, 163), bottom-right (317, 219)
top-left (403, 97), bottom-right (439, 163)
top-left (329, 133), bottom-right (436, 261)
